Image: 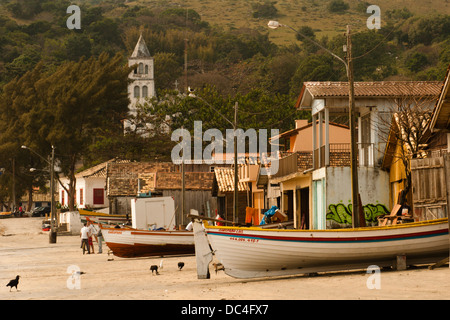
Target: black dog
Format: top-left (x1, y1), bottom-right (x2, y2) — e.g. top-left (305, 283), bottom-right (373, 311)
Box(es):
top-left (150, 265), bottom-right (159, 275)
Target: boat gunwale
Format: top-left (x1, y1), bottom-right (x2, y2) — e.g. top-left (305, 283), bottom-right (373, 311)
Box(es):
top-left (202, 218), bottom-right (448, 233)
top-left (100, 224), bottom-right (192, 236)
top-left (79, 209), bottom-right (127, 218)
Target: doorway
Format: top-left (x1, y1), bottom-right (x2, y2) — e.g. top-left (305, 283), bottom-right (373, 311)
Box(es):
top-left (300, 187), bottom-right (310, 229)
top-left (283, 190), bottom-right (294, 220)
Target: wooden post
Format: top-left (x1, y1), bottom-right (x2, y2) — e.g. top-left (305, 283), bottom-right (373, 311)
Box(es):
top-left (347, 25), bottom-right (360, 228)
top-left (444, 154), bottom-right (450, 268)
top-left (358, 193), bottom-right (366, 228)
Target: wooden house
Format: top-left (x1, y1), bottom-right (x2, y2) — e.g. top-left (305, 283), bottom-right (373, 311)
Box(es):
top-left (106, 161), bottom-right (214, 227)
top-left (409, 65), bottom-right (450, 221)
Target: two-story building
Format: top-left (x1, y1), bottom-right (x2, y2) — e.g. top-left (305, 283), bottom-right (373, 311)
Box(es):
top-left (296, 81), bottom-right (442, 229)
top-left (260, 119), bottom-right (351, 229)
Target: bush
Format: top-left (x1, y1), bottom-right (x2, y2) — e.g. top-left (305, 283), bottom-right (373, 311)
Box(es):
top-left (327, 0), bottom-right (349, 13)
top-left (252, 1), bottom-right (278, 18)
top-left (405, 52), bottom-right (429, 72)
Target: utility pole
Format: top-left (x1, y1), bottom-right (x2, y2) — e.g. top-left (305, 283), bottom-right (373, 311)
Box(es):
top-left (12, 158), bottom-right (16, 213)
top-left (184, 9), bottom-right (188, 93)
top-left (181, 126), bottom-right (185, 225)
top-left (49, 146), bottom-right (57, 243)
top-left (346, 25), bottom-right (360, 228)
top-left (233, 102), bottom-right (238, 224)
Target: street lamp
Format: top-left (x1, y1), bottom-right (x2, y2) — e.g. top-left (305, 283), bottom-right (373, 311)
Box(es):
top-left (268, 21), bottom-right (360, 228)
top-left (22, 145), bottom-right (57, 242)
top-left (188, 91), bottom-right (239, 224)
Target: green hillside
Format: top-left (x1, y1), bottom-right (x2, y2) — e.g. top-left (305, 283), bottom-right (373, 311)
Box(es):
top-left (123, 0), bottom-right (449, 45)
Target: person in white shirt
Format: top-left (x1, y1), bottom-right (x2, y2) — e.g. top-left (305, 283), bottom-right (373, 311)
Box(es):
top-left (80, 223), bottom-right (90, 254)
top-left (87, 222), bottom-right (95, 254)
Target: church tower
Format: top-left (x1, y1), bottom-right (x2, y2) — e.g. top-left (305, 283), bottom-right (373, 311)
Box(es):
top-left (125, 34), bottom-right (155, 132)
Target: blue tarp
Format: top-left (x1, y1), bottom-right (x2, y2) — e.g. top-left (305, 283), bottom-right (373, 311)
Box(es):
top-left (259, 205), bottom-right (279, 225)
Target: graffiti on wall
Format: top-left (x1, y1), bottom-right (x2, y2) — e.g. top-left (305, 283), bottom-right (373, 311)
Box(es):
top-left (326, 202), bottom-right (390, 225)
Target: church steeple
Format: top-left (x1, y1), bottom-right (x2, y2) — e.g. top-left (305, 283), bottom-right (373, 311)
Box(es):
top-left (131, 33), bottom-right (151, 58)
top-left (124, 33), bottom-right (156, 134)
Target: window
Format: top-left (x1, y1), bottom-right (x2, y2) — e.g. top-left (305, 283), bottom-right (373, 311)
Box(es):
top-left (138, 63), bottom-right (144, 74)
top-left (79, 188), bottom-right (84, 206)
top-left (142, 86), bottom-right (148, 97)
top-left (93, 189), bottom-right (104, 205)
top-left (134, 86), bottom-right (140, 98)
top-left (145, 65), bottom-right (148, 74)
top-left (360, 113), bottom-right (373, 166)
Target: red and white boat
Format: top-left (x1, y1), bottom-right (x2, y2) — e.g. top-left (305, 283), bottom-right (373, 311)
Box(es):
top-left (100, 224), bottom-right (194, 258)
top-left (192, 212), bottom-right (449, 279)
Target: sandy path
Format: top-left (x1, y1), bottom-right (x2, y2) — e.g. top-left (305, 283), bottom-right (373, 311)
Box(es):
top-left (1, 217), bottom-right (450, 301)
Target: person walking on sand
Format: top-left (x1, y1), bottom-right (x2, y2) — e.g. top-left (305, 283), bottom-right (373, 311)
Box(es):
top-left (95, 225), bottom-right (103, 254)
top-left (80, 223), bottom-right (90, 254)
top-left (87, 221), bottom-right (95, 254)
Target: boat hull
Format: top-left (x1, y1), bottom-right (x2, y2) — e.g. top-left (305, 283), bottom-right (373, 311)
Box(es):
top-left (101, 226), bottom-right (195, 258)
top-left (0, 212), bottom-right (12, 219)
top-left (204, 219), bottom-right (449, 278)
top-left (79, 209), bottom-right (128, 225)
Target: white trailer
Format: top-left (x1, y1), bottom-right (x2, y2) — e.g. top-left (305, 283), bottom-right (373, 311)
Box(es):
top-left (131, 196), bottom-right (176, 230)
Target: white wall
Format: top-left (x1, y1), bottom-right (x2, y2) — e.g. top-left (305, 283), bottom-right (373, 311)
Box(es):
top-left (58, 177), bottom-right (108, 209)
top-left (324, 167), bottom-right (390, 228)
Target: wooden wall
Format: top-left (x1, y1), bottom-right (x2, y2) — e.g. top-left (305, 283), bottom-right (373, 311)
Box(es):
top-left (411, 156), bottom-right (448, 220)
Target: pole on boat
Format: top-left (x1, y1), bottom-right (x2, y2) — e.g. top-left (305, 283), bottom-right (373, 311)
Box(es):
top-left (190, 209), bottom-right (213, 279)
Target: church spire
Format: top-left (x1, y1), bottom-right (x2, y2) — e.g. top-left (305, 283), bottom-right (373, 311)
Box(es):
top-left (131, 33), bottom-right (151, 58)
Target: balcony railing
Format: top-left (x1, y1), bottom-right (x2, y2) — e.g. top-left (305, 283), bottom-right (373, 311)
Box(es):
top-left (270, 151), bottom-right (312, 178)
top-left (271, 143), bottom-right (380, 179)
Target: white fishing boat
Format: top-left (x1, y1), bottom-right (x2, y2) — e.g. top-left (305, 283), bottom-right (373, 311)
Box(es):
top-left (100, 224), bottom-right (195, 258)
top-left (191, 209), bottom-right (449, 279)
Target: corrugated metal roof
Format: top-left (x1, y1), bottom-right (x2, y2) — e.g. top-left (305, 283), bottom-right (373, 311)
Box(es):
top-left (214, 167), bottom-right (247, 192)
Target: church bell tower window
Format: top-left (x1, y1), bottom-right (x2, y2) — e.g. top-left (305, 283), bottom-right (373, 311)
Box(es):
top-left (142, 86), bottom-right (148, 98)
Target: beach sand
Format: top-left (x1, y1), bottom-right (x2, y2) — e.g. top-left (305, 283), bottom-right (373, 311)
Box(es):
top-left (1, 217), bottom-right (450, 301)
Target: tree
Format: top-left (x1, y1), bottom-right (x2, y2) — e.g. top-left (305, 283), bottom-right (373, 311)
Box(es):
top-left (379, 93), bottom-right (437, 206)
top-left (18, 53), bottom-right (131, 211)
top-left (405, 52), bottom-right (429, 72)
top-left (65, 33), bottom-right (92, 61)
top-left (154, 52), bottom-right (182, 91)
top-left (0, 63), bottom-right (48, 210)
top-left (295, 26), bottom-right (318, 54)
top-left (289, 54), bottom-right (343, 98)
